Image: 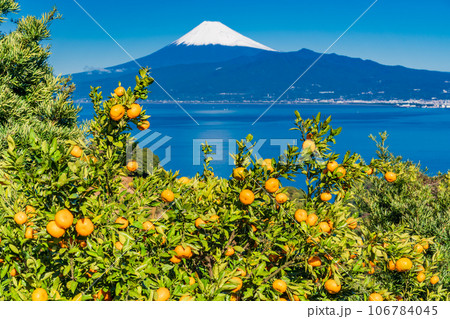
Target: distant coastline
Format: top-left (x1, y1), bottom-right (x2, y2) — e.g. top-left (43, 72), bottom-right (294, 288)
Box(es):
top-left (75, 98), bottom-right (450, 109)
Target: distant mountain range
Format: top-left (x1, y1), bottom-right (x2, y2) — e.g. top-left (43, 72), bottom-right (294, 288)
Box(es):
top-left (70, 21), bottom-right (450, 102)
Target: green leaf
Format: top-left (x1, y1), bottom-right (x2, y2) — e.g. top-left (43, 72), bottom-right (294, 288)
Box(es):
top-left (57, 173), bottom-right (68, 187)
top-left (63, 265), bottom-right (71, 276)
top-left (7, 136), bottom-right (15, 152)
top-left (67, 280), bottom-right (78, 293)
top-left (9, 244), bottom-right (19, 254)
top-left (118, 231), bottom-right (134, 243)
top-left (50, 138), bottom-right (58, 154)
top-left (42, 141), bottom-right (48, 154)
top-left (72, 293), bottom-right (83, 301)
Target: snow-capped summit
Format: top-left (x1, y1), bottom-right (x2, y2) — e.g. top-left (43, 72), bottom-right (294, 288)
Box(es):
top-left (173, 21), bottom-right (276, 51)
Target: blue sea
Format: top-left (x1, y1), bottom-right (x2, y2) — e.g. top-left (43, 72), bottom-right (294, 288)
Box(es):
top-left (79, 103), bottom-right (450, 182)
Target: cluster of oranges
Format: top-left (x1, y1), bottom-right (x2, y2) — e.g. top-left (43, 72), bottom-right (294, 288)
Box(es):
top-left (170, 245), bottom-right (193, 264)
top-left (110, 86), bottom-right (150, 131)
top-left (9, 78), bottom-right (444, 302)
top-left (110, 85), bottom-right (151, 173)
top-left (389, 256), bottom-right (439, 285)
top-left (234, 165), bottom-right (290, 206)
top-left (15, 206), bottom-right (94, 240)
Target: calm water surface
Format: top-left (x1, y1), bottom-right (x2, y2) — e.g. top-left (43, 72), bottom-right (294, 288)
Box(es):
top-left (79, 103), bottom-right (450, 182)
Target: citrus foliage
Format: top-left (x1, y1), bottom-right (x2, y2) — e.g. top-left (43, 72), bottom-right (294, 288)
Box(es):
top-left (352, 132), bottom-right (450, 289)
top-left (0, 69), bottom-right (447, 300)
top-left (0, 0), bottom-right (83, 149)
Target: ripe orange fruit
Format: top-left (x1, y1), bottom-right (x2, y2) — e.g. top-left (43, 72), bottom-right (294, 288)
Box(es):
top-left (366, 167), bottom-right (374, 175)
top-left (368, 265), bottom-right (375, 274)
top-left (126, 160), bottom-right (138, 172)
top-left (70, 145), bottom-right (83, 158)
top-left (272, 279), bottom-right (287, 293)
top-left (110, 104), bottom-right (125, 121)
top-left (55, 209), bottom-right (73, 229)
top-left (25, 205), bottom-right (35, 214)
top-left (275, 193), bottom-right (288, 204)
top-left (320, 192), bottom-right (332, 202)
top-left (233, 167), bottom-right (246, 180)
top-left (178, 177), bottom-right (190, 184)
top-left (327, 161), bottom-right (339, 172)
top-left (75, 218), bottom-right (94, 236)
top-left (115, 241), bottom-right (123, 250)
top-left (230, 277), bottom-right (243, 293)
top-left (137, 120), bottom-right (150, 131)
top-left (335, 166), bottom-right (346, 179)
top-left (279, 298), bottom-right (287, 301)
top-left (346, 217), bottom-right (358, 229)
top-left (225, 247), bottom-right (235, 256)
top-left (143, 221), bottom-right (155, 231)
top-left (388, 260), bottom-right (396, 271)
top-left (417, 272), bottom-right (426, 282)
top-left (46, 221), bottom-right (65, 238)
top-left (114, 86), bottom-right (125, 96)
top-left (307, 237), bottom-right (321, 247)
top-left (328, 220), bottom-right (334, 229)
top-left (318, 221), bottom-right (331, 233)
top-left (369, 293), bottom-right (383, 301)
top-left (384, 172), bottom-right (397, 182)
top-left (422, 241), bottom-right (429, 250)
top-left (25, 227), bottom-right (36, 239)
top-left (161, 189), bottom-right (175, 203)
top-left (127, 103), bottom-right (141, 119)
top-left (395, 258), bottom-right (413, 272)
top-left (417, 265), bottom-right (425, 272)
top-left (294, 209), bottom-right (308, 222)
top-left (115, 217), bottom-right (128, 229)
top-left (79, 241), bottom-right (87, 248)
top-left (210, 214), bottom-right (219, 222)
top-left (230, 294), bottom-right (238, 301)
top-left (175, 245), bottom-right (192, 259)
top-left (14, 211), bottom-right (27, 225)
top-left (250, 224), bottom-right (257, 232)
top-left (189, 277), bottom-right (196, 285)
top-left (94, 289), bottom-right (112, 301)
top-left (324, 279), bottom-right (341, 294)
top-left (265, 178), bottom-right (279, 193)
top-left (306, 213), bottom-right (318, 226)
top-left (170, 255), bottom-right (181, 264)
top-left (262, 159), bottom-right (274, 172)
top-left (179, 294), bottom-right (194, 301)
top-left (302, 139), bottom-right (316, 152)
top-left (10, 268), bottom-right (17, 277)
top-left (308, 256), bottom-right (322, 267)
top-left (414, 244), bottom-right (424, 253)
top-left (32, 288), bottom-right (48, 301)
top-left (239, 189), bottom-right (254, 205)
top-left (237, 268), bottom-right (247, 277)
top-left (430, 276), bottom-right (439, 285)
top-left (195, 218), bottom-right (206, 228)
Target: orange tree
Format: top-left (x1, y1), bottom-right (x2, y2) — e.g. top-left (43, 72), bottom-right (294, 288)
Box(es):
top-left (0, 69), bottom-right (447, 301)
top-left (351, 132), bottom-right (450, 291)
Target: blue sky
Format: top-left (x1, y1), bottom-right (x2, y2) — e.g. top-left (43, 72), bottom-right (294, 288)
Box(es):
top-left (2, 0), bottom-right (450, 75)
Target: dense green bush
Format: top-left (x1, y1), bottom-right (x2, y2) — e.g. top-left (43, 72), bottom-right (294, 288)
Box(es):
top-left (352, 132), bottom-right (450, 286)
top-left (0, 0), bottom-right (84, 150)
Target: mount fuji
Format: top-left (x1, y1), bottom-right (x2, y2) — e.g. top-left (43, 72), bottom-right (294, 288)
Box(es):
top-left (70, 21), bottom-right (450, 102)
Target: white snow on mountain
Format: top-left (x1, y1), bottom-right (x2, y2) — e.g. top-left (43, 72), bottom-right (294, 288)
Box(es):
top-left (173, 21), bottom-right (276, 51)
